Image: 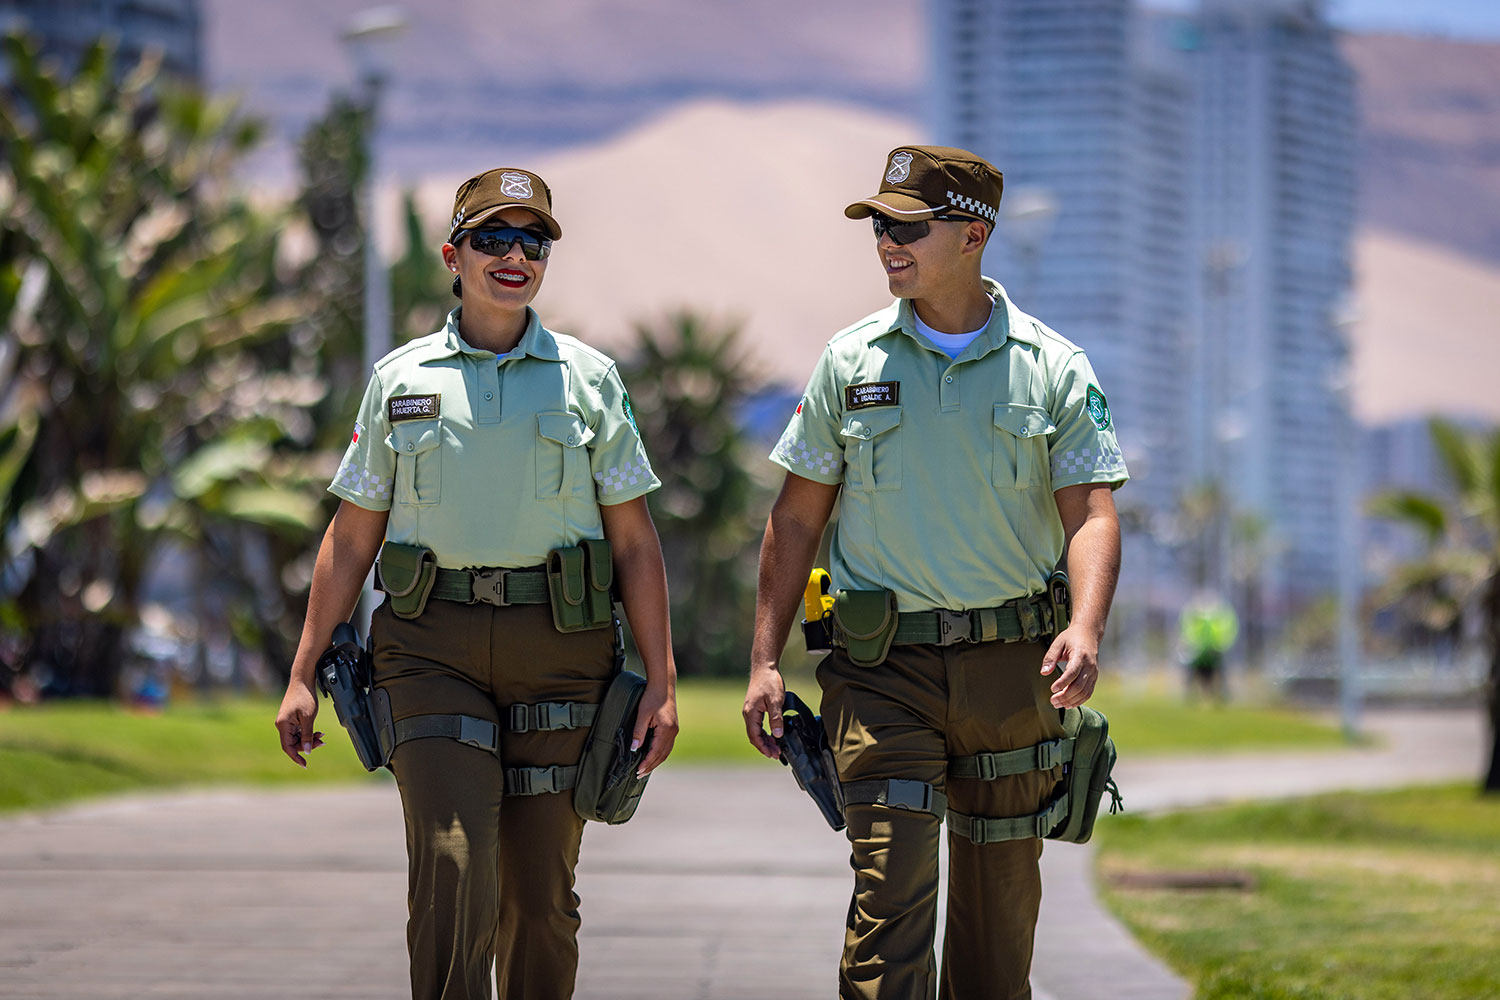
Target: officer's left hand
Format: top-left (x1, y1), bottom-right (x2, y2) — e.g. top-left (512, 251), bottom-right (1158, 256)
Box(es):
top-left (1040, 627), bottom-right (1099, 709)
top-left (631, 683), bottom-right (678, 778)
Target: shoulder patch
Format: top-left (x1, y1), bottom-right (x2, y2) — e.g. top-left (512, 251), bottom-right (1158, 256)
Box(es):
top-left (1086, 385), bottom-right (1111, 430)
top-left (844, 381), bottom-right (900, 411)
top-left (388, 394), bottom-right (440, 422)
top-left (621, 390), bottom-right (639, 435)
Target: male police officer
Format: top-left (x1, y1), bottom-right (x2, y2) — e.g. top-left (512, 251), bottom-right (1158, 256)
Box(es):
top-left (743, 146), bottom-right (1127, 1000)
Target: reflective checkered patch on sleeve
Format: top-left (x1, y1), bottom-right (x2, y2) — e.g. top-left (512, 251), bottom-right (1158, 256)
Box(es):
top-left (1051, 443), bottom-right (1127, 482)
top-left (593, 457), bottom-right (652, 497)
top-left (334, 461), bottom-right (391, 501)
top-left (772, 426), bottom-right (838, 477)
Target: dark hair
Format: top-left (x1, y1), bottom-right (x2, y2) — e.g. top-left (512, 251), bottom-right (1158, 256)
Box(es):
top-left (452, 274), bottom-right (462, 298)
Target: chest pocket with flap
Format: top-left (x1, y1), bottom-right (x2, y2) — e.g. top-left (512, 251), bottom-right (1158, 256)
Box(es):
top-left (993, 403), bottom-right (1054, 490)
top-left (536, 411), bottom-right (595, 499)
top-left (387, 420), bottom-right (442, 506)
top-left (840, 406), bottom-right (903, 492)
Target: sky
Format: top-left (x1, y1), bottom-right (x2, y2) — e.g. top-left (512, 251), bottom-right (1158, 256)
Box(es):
top-left (1151, 0), bottom-right (1500, 38)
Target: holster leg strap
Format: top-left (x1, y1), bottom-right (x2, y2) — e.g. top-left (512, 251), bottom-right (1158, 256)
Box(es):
top-left (946, 793), bottom-right (1071, 844)
top-left (504, 764), bottom-right (580, 796)
top-left (391, 713), bottom-right (499, 753)
top-left (948, 738), bottom-right (1074, 780)
top-left (841, 778), bottom-right (948, 819)
top-left (505, 701), bottom-right (599, 733)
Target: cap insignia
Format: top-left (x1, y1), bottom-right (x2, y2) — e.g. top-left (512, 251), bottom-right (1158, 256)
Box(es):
top-left (885, 151), bottom-right (914, 184)
top-left (500, 172), bottom-right (534, 199)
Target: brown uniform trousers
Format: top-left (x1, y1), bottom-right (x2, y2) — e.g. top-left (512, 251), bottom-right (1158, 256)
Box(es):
top-left (817, 638), bottom-right (1065, 1000)
top-left (370, 598), bottom-right (616, 1000)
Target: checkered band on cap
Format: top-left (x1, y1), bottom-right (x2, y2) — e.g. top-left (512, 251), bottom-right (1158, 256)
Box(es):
top-left (947, 190), bottom-right (997, 222)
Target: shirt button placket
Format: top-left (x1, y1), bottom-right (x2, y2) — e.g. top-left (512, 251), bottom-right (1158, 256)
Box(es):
top-left (941, 369), bottom-right (958, 408)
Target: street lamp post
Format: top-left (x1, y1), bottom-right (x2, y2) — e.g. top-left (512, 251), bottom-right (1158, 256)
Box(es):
top-left (342, 5), bottom-right (407, 377)
top-left (1329, 301), bottom-right (1363, 739)
top-left (342, 6), bottom-right (406, 632)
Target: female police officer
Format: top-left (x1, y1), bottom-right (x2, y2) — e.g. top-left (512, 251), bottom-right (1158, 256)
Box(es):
top-left (274, 167), bottom-right (679, 1000)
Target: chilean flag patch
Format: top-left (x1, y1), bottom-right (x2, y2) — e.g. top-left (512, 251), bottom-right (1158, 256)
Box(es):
top-left (352, 421), bottom-right (363, 444)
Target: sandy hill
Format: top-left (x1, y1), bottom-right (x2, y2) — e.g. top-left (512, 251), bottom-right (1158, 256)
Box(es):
top-left (399, 99), bottom-right (1500, 426)
top-left (206, 3), bottom-right (1500, 270)
top-left (1350, 228), bottom-right (1500, 425)
top-left (1342, 33), bottom-right (1500, 264)
top-left (408, 99), bottom-right (920, 392)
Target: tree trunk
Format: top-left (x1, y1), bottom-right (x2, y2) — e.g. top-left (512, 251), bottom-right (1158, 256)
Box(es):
top-left (1483, 572), bottom-right (1500, 794)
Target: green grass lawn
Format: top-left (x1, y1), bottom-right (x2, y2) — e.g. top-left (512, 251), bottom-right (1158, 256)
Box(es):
top-left (1096, 784), bottom-right (1500, 1000)
top-left (0, 674), bottom-right (1343, 814)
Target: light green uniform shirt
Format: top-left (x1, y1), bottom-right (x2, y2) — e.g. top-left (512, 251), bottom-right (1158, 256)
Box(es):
top-left (770, 278), bottom-right (1127, 612)
top-left (330, 307), bottom-right (660, 569)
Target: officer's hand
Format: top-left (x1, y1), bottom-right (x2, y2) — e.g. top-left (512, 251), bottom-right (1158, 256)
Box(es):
top-left (275, 679), bottom-right (324, 768)
top-left (632, 682), bottom-right (678, 778)
top-left (1040, 628), bottom-right (1099, 709)
top-left (742, 668), bottom-right (786, 760)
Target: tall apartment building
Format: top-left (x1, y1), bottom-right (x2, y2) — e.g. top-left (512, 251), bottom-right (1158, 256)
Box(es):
top-left (932, 0), bottom-right (1355, 620)
top-left (931, 0), bottom-right (1196, 618)
top-left (0, 0), bottom-right (202, 82)
top-left (1191, 0), bottom-right (1357, 609)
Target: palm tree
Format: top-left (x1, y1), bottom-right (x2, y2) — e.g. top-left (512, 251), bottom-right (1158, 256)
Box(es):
top-left (0, 35), bottom-right (323, 695)
top-left (1370, 419), bottom-right (1500, 793)
top-left (616, 312), bottom-right (771, 676)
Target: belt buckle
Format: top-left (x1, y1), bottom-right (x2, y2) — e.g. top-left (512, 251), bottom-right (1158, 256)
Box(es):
top-left (470, 569), bottom-right (509, 607)
top-left (935, 609), bottom-right (971, 646)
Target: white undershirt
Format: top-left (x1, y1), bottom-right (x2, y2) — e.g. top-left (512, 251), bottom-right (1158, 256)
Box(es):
top-left (914, 296), bottom-right (995, 358)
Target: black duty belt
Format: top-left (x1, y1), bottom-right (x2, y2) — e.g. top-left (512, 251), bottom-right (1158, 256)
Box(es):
top-left (833, 595), bottom-right (1054, 648)
top-left (375, 563), bottom-right (550, 607)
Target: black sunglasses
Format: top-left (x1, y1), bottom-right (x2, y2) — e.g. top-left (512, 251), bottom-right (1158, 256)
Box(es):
top-left (462, 226), bottom-right (553, 261)
top-left (871, 213), bottom-right (970, 246)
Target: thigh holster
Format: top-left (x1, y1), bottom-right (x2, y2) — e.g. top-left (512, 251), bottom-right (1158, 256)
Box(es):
top-left (945, 706), bottom-right (1123, 845)
top-left (496, 670), bottom-right (654, 825)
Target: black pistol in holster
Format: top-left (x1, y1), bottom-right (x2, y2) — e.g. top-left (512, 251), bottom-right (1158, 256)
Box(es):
top-left (775, 689), bottom-right (846, 831)
top-left (314, 622), bottom-right (390, 771)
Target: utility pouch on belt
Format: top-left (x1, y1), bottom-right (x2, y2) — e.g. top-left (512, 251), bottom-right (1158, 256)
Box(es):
top-left (573, 669), bottom-right (653, 824)
top-left (314, 622), bottom-right (388, 771)
top-left (378, 541), bottom-right (437, 620)
top-left (547, 540), bottom-right (615, 633)
top-left (832, 588), bottom-right (899, 667)
top-left (1047, 570), bottom-right (1072, 635)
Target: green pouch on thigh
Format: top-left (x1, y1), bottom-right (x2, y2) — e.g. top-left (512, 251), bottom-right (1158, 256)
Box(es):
top-left (573, 668), bottom-right (652, 824)
top-left (377, 541), bottom-right (437, 620)
top-left (832, 588), bottom-right (898, 667)
top-left (580, 538), bottom-right (615, 628)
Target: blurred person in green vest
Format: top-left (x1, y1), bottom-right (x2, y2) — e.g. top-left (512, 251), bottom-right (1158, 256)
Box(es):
top-left (1179, 593), bottom-right (1238, 702)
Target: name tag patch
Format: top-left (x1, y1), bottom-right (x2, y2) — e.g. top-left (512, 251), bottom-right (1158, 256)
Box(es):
top-left (388, 394), bottom-right (440, 422)
top-left (844, 381), bottom-right (900, 411)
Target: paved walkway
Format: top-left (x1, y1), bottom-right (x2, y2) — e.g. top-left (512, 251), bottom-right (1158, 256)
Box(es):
top-left (0, 709), bottom-right (1485, 1000)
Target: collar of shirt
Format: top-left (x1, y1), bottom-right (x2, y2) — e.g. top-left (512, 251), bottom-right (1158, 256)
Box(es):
top-left (431, 306), bottom-right (564, 363)
top-left (873, 277), bottom-right (1040, 361)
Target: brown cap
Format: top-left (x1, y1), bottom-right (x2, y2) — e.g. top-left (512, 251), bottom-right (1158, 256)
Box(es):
top-left (844, 146), bottom-right (1003, 225)
top-left (449, 167), bottom-right (562, 242)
